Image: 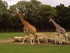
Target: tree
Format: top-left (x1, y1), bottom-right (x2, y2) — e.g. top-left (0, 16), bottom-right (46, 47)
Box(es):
top-left (36, 5), bottom-right (56, 17)
top-left (55, 4), bottom-right (67, 23)
top-left (0, 0), bottom-right (8, 27)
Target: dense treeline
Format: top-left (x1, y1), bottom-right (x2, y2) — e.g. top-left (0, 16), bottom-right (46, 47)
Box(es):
top-left (0, 0), bottom-right (70, 32)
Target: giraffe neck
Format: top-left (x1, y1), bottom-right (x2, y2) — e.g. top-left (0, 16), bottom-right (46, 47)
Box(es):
top-left (17, 12), bottom-right (29, 26)
top-left (51, 19), bottom-right (61, 28)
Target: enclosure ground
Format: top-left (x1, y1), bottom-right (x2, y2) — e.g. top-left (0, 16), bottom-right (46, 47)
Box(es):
top-left (0, 32), bottom-right (70, 45)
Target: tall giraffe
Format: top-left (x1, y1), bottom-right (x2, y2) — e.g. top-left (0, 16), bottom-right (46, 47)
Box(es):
top-left (49, 18), bottom-right (66, 39)
top-left (15, 8), bottom-right (37, 38)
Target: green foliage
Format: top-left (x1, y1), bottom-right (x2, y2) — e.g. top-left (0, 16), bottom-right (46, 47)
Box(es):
top-left (35, 5), bottom-right (56, 18)
top-left (0, 0), bottom-right (9, 27)
top-left (55, 4), bottom-right (70, 28)
top-left (0, 0), bottom-right (70, 32)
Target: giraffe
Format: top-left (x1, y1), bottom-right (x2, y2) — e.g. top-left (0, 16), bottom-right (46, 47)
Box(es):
top-left (49, 18), bottom-right (66, 40)
top-left (15, 8), bottom-right (37, 44)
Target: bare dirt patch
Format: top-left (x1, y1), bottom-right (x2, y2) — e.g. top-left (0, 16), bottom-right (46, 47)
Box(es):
top-left (0, 38), bottom-right (13, 43)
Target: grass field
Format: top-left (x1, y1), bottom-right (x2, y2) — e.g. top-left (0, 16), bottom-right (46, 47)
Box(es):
top-left (0, 32), bottom-right (24, 39)
top-left (0, 32), bottom-right (70, 53)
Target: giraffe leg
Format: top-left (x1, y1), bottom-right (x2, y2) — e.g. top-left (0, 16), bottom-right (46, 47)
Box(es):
top-left (23, 30), bottom-right (27, 36)
top-left (30, 39), bottom-right (33, 45)
top-left (32, 40), bottom-right (35, 45)
top-left (32, 33), bottom-right (38, 43)
top-left (22, 39), bottom-right (25, 45)
top-left (32, 33), bottom-right (37, 39)
top-left (26, 32), bottom-right (30, 36)
top-left (22, 40), bottom-right (24, 44)
top-left (37, 39), bottom-right (40, 44)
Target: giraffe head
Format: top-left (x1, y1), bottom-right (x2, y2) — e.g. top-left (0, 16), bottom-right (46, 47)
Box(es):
top-left (13, 8), bottom-right (20, 16)
top-left (15, 8), bottom-right (20, 13)
top-left (49, 18), bottom-right (53, 22)
top-left (14, 8), bottom-right (20, 14)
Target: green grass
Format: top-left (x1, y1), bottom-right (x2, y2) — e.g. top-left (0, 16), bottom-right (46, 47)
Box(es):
top-left (0, 32), bottom-right (70, 53)
top-left (0, 43), bottom-right (70, 53)
top-left (0, 32), bottom-right (24, 39)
